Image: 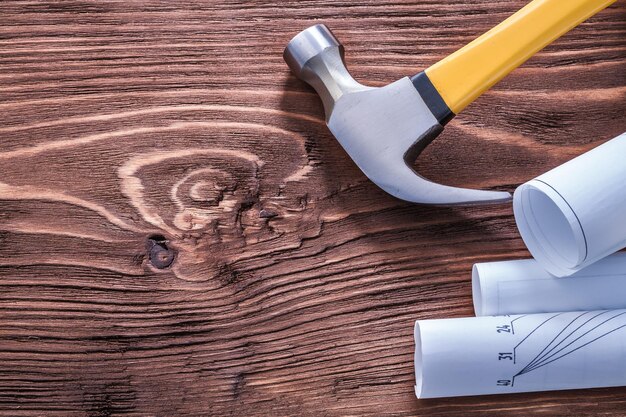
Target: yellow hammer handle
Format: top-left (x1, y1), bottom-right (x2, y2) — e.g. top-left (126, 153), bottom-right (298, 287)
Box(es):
top-left (425, 0), bottom-right (616, 114)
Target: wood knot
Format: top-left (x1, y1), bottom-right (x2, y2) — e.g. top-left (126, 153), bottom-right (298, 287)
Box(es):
top-left (146, 235), bottom-right (176, 269)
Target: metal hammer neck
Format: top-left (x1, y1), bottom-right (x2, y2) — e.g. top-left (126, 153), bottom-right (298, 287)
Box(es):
top-left (284, 24), bottom-right (369, 120)
top-left (299, 47), bottom-right (369, 119)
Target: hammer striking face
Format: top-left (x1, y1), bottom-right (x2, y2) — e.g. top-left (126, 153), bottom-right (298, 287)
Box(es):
top-left (283, 0), bottom-right (615, 205)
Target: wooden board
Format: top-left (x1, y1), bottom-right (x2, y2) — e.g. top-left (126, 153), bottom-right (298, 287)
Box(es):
top-left (1, 1), bottom-right (625, 415)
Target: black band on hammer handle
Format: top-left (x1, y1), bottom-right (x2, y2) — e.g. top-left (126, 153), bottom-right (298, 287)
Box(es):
top-left (410, 72), bottom-right (455, 126)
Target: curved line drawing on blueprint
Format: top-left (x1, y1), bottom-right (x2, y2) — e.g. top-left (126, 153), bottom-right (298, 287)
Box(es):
top-left (511, 311), bottom-right (626, 386)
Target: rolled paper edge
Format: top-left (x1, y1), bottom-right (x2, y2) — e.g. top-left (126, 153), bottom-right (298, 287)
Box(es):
top-left (414, 321), bottom-right (425, 399)
top-left (471, 263), bottom-right (487, 316)
top-left (513, 180), bottom-right (587, 277)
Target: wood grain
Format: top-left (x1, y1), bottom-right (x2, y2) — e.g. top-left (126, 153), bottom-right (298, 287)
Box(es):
top-left (0, 1), bottom-right (625, 415)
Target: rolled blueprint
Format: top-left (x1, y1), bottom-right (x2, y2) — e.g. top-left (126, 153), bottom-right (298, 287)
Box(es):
top-left (513, 132), bottom-right (626, 277)
top-left (473, 252), bottom-right (626, 316)
top-left (415, 310), bottom-right (626, 398)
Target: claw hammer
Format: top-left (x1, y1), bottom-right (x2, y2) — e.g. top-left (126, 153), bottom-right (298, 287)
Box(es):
top-left (284, 0), bottom-right (616, 205)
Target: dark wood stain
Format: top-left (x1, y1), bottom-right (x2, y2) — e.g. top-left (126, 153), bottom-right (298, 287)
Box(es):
top-left (0, 0), bottom-right (625, 415)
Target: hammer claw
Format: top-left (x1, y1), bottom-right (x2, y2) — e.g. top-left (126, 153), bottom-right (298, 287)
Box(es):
top-left (383, 164), bottom-right (513, 205)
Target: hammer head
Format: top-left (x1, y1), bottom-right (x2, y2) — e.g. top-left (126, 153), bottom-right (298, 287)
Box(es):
top-left (284, 24), bottom-right (512, 205)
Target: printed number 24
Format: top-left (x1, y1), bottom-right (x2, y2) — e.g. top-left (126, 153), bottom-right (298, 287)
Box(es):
top-left (496, 325), bottom-right (511, 333)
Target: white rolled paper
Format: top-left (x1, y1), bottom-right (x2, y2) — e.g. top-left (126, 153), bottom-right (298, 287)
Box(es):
top-left (513, 132), bottom-right (626, 277)
top-left (415, 310), bottom-right (626, 398)
top-left (473, 252), bottom-right (626, 316)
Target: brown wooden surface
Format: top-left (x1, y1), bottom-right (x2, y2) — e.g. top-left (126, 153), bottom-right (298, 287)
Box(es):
top-left (1, 1), bottom-right (625, 415)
